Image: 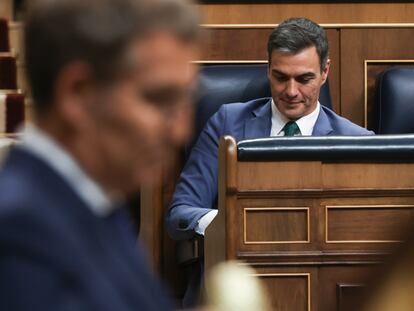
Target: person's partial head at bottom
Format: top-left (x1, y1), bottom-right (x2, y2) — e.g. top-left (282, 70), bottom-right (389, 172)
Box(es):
top-left (25, 0), bottom-right (200, 195)
top-left (267, 17), bottom-right (330, 121)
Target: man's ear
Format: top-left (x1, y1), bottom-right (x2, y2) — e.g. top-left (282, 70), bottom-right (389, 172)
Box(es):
top-left (53, 61), bottom-right (96, 130)
top-left (321, 59), bottom-right (331, 85)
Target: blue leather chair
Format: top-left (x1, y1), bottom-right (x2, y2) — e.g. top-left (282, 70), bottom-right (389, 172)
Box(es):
top-left (189, 64), bottom-right (332, 150)
top-left (373, 67), bottom-right (414, 134)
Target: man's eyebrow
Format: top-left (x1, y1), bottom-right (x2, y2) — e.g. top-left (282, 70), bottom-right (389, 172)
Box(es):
top-left (298, 72), bottom-right (316, 78)
top-left (271, 69), bottom-right (288, 76)
top-left (271, 69), bottom-right (316, 78)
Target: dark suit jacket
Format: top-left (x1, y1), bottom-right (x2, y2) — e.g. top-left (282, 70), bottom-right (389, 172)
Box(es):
top-left (0, 147), bottom-right (171, 311)
top-left (166, 97), bottom-right (374, 240)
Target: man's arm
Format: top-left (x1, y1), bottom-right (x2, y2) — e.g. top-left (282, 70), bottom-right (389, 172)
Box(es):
top-left (166, 106), bottom-right (227, 240)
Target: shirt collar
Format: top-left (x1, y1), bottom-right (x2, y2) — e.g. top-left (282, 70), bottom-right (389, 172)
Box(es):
top-left (20, 125), bottom-right (119, 217)
top-left (271, 99), bottom-right (321, 136)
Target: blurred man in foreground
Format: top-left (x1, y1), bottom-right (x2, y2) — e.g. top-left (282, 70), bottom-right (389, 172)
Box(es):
top-left (0, 0), bottom-right (199, 309)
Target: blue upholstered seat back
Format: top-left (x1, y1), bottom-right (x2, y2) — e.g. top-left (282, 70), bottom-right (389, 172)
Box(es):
top-left (193, 64), bottom-right (332, 142)
top-left (373, 67), bottom-right (414, 134)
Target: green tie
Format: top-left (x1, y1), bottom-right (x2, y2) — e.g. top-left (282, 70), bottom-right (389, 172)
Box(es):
top-left (283, 121), bottom-right (300, 136)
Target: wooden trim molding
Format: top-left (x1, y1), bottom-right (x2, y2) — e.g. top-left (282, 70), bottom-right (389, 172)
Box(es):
top-left (253, 273), bottom-right (311, 311)
top-left (201, 23), bottom-right (414, 29)
top-left (193, 60), bottom-right (268, 64)
top-left (237, 189), bottom-right (414, 199)
top-left (325, 204), bottom-right (414, 244)
top-left (243, 207), bottom-right (310, 245)
top-left (0, 89), bottom-right (23, 95)
top-left (0, 52), bottom-right (15, 57)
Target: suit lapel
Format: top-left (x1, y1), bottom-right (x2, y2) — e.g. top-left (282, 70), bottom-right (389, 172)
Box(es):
top-left (244, 99), bottom-right (272, 139)
top-left (312, 106), bottom-right (334, 136)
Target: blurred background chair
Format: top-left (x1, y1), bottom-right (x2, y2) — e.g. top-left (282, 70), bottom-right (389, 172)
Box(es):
top-left (373, 67), bottom-right (414, 134)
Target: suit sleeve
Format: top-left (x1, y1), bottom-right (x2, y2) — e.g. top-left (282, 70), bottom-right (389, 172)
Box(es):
top-left (165, 105), bottom-right (227, 240)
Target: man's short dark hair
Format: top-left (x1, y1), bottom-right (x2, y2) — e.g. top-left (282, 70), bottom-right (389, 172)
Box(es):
top-left (267, 17), bottom-right (329, 72)
top-left (25, 0), bottom-right (199, 113)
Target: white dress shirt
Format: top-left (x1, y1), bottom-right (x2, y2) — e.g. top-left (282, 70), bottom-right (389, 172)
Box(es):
top-left (195, 100), bottom-right (321, 235)
top-left (270, 99), bottom-right (320, 136)
top-left (21, 125), bottom-right (120, 217)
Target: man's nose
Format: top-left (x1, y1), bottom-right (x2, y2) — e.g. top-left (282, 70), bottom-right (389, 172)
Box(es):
top-left (285, 79), bottom-right (299, 98)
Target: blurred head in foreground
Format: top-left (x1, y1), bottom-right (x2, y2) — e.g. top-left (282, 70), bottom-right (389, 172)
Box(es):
top-left (25, 0), bottom-right (199, 194)
top-left (205, 261), bottom-right (271, 311)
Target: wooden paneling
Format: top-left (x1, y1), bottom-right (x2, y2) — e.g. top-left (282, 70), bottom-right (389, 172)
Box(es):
top-left (259, 273), bottom-right (310, 311)
top-left (337, 284), bottom-right (366, 311)
top-left (325, 29), bottom-right (340, 113)
top-left (238, 161), bottom-right (321, 190)
top-left (252, 266), bottom-right (317, 311)
top-left (360, 235), bottom-right (414, 311)
top-left (231, 195), bottom-right (414, 255)
top-left (318, 266), bottom-right (376, 311)
top-left (140, 184), bottom-right (163, 270)
top-left (236, 197), bottom-right (320, 253)
top-left (8, 23), bottom-right (28, 98)
top-left (326, 205), bottom-right (414, 243)
top-left (322, 163), bottom-right (414, 189)
top-left (202, 28), bottom-right (269, 60)
top-left (238, 161), bottom-right (414, 191)
top-left (340, 28), bottom-right (414, 126)
top-left (244, 207), bottom-right (309, 243)
top-left (205, 137), bottom-right (414, 310)
top-left (198, 3), bottom-right (414, 24)
top-left (9, 22), bottom-right (23, 60)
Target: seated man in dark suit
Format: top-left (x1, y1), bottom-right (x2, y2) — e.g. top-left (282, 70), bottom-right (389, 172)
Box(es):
top-left (167, 17), bottom-right (373, 241)
top-left (0, 0), bottom-right (199, 310)
top-left (166, 17), bottom-right (373, 305)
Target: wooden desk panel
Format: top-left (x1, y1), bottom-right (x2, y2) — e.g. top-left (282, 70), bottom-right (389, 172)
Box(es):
top-left (326, 205), bottom-right (414, 243)
top-left (205, 136), bottom-right (414, 311)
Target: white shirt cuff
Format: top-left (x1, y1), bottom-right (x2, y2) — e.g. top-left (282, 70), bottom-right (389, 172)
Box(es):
top-left (195, 210), bottom-right (218, 236)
